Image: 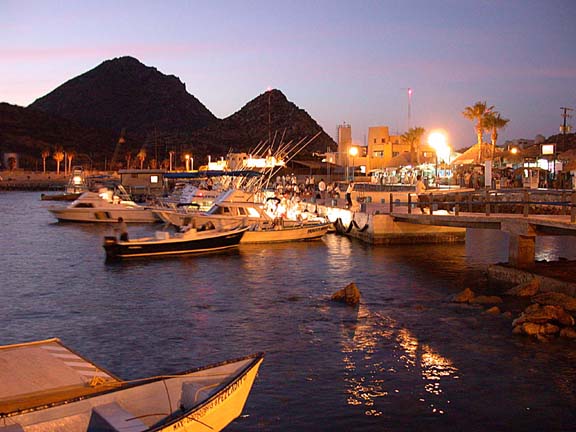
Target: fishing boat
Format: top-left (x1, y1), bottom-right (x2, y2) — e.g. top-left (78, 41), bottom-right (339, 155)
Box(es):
top-left (103, 225), bottom-right (248, 260)
top-left (49, 186), bottom-right (159, 223)
top-left (0, 338), bottom-right (263, 432)
top-left (154, 190), bottom-right (330, 244)
top-left (40, 166), bottom-right (89, 201)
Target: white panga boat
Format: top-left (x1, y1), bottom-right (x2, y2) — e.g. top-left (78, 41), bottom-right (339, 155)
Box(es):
top-left (49, 186), bottom-right (159, 223)
top-left (0, 338), bottom-right (263, 432)
top-left (154, 190), bottom-right (331, 244)
top-left (103, 225), bottom-right (249, 260)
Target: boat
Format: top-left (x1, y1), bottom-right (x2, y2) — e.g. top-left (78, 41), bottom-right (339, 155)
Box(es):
top-left (40, 166), bottom-right (90, 201)
top-left (154, 190), bottom-right (330, 244)
top-left (0, 338), bottom-right (263, 432)
top-left (103, 225), bottom-right (249, 259)
top-left (49, 186), bottom-right (160, 223)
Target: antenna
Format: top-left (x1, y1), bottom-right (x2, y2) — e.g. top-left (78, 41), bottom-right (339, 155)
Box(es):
top-left (401, 87), bottom-right (413, 131)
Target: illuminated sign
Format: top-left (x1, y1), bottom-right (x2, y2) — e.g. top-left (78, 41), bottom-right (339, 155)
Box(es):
top-left (541, 144), bottom-right (555, 155)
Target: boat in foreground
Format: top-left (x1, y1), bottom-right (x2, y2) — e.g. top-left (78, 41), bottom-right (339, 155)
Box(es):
top-left (0, 338), bottom-right (263, 432)
top-left (103, 225), bottom-right (248, 260)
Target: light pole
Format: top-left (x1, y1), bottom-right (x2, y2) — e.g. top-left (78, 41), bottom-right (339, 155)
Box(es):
top-left (427, 131), bottom-right (449, 187)
top-left (349, 146), bottom-right (358, 181)
top-left (184, 154), bottom-right (190, 171)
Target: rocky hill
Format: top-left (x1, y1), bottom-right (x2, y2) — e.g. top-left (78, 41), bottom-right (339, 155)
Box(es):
top-left (2, 57), bottom-right (336, 170)
top-left (30, 56), bottom-right (217, 136)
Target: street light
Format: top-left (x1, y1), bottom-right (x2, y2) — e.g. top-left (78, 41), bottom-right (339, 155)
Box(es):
top-left (427, 131), bottom-right (449, 186)
top-left (184, 154), bottom-right (190, 171)
top-left (349, 146), bottom-right (358, 181)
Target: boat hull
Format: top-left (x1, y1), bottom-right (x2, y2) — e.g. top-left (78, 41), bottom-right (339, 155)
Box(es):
top-left (241, 222), bottom-right (330, 243)
top-left (104, 227), bottom-right (247, 259)
top-left (0, 346), bottom-right (264, 432)
top-left (50, 208), bottom-right (159, 223)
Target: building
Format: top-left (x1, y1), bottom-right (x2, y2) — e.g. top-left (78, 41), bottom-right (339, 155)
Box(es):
top-left (118, 169), bottom-right (166, 198)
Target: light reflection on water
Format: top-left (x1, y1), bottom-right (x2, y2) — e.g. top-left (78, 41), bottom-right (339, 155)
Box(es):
top-left (1, 192), bottom-right (576, 431)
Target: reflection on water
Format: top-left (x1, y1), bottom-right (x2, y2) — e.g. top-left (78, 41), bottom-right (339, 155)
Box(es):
top-left (2, 193), bottom-right (576, 431)
top-left (342, 305), bottom-right (459, 417)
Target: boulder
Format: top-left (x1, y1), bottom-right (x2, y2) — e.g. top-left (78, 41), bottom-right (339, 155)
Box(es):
top-left (560, 327), bottom-right (576, 339)
top-left (331, 282), bottom-right (361, 306)
top-left (485, 306), bottom-right (501, 315)
top-left (532, 292), bottom-right (576, 312)
top-left (506, 278), bottom-right (540, 297)
top-left (471, 295), bottom-right (503, 305)
top-left (450, 288), bottom-right (475, 303)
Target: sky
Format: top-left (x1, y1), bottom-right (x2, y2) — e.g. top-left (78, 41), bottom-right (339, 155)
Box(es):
top-left (1, 0), bottom-right (576, 150)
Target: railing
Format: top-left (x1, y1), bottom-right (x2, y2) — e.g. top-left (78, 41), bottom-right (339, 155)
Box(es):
top-left (388, 189), bottom-right (576, 223)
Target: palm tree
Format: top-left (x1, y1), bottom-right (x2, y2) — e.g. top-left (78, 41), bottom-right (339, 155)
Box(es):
top-left (52, 147), bottom-right (65, 175)
top-left (462, 101), bottom-right (494, 148)
top-left (66, 150), bottom-right (76, 174)
top-left (401, 127), bottom-right (426, 165)
top-left (41, 149), bottom-right (50, 173)
top-left (484, 112), bottom-right (510, 159)
top-left (136, 149), bottom-right (147, 170)
top-left (124, 151), bottom-right (132, 169)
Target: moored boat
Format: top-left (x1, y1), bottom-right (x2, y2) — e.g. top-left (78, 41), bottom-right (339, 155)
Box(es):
top-left (155, 189), bottom-right (330, 244)
top-left (0, 338), bottom-right (263, 432)
top-left (103, 225), bottom-right (248, 260)
top-left (49, 187), bottom-right (160, 223)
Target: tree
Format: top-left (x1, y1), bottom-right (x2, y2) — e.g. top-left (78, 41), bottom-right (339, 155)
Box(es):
top-left (53, 147), bottom-right (65, 175)
top-left (66, 150), bottom-right (76, 174)
top-left (484, 112), bottom-right (510, 159)
top-left (136, 149), bottom-right (147, 170)
top-left (401, 127), bottom-right (426, 165)
top-left (462, 101), bottom-right (494, 147)
top-left (124, 151), bottom-right (132, 169)
top-left (41, 149), bottom-right (50, 173)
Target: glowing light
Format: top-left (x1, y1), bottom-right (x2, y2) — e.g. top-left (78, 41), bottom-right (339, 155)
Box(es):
top-left (510, 147), bottom-right (518, 155)
top-left (427, 131), bottom-right (451, 163)
top-left (349, 146), bottom-right (359, 157)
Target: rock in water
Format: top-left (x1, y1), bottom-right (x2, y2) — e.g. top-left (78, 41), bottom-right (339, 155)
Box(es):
top-left (331, 282), bottom-right (361, 306)
top-left (506, 278), bottom-right (540, 297)
top-left (449, 288), bottom-right (475, 303)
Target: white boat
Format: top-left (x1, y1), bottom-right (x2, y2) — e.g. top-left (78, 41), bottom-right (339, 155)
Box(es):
top-left (0, 338), bottom-right (263, 432)
top-left (154, 190), bottom-right (330, 244)
top-left (49, 186), bottom-right (160, 223)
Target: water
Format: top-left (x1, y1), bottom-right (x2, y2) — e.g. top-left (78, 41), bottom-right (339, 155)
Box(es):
top-left (2, 191), bottom-right (576, 431)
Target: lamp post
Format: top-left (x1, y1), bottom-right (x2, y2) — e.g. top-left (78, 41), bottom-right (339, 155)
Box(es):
top-left (349, 146), bottom-right (358, 181)
top-left (427, 131), bottom-right (449, 187)
top-left (184, 154), bottom-right (190, 171)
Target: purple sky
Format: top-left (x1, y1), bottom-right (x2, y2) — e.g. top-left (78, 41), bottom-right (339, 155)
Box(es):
top-left (2, 0), bottom-right (575, 150)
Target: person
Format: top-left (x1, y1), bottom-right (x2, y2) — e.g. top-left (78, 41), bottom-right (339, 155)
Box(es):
top-left (345, 181), bottom-right (354, 208)
top-left (116, 217), bottom-right (129, 241)
top-left (318, 178), bottom-right (326, 201)
top-left (415, 175), bottom-right (427, 214)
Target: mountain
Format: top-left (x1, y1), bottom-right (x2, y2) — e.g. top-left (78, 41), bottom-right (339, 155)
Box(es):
top-left (3, 57), bottom-right (336, 170)
top-left (185, 89), bottom-right (336, 158)
top-left (0, 103), bottom-right (118, 170)
top-left (30, 56), bottom-right (217, 136)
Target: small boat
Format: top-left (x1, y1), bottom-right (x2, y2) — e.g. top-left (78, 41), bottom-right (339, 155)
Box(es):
top-left (49, 186), bottom-right (160, 223)
top-left (0, 338), bottom-right (263, 432)
top-left (103, 225), bottom-right (248, 260)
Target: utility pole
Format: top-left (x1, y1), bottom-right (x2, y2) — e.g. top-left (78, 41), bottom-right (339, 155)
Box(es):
top-left (558, 107), bottom-right (573, 184)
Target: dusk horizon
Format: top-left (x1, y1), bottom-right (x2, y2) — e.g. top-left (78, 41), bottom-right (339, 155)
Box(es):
top-left (2, 0), bottom-right (575, 150)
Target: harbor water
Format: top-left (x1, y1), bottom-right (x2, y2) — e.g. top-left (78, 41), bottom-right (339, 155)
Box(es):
top-left (2, 191), bottom-right (576, 431)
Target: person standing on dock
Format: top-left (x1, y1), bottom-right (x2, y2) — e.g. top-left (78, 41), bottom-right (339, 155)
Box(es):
top-left (345, 181), bottom-right (354, 208)
top-left (415, 175), bottom-right (428, 214)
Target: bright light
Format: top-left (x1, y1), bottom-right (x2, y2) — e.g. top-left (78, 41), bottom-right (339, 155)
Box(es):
top-left (427, 131), bottom-right (450, 163)
top-left (72, 176), bottom-right (82, 185)
top-left (349, 146), bottom-right (359, 157)
top-left (510, 147), bottom-right (518, 155)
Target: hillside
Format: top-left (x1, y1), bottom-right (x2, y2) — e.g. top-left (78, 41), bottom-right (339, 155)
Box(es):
top-left (30, 56), bottom-right (217, 136)
top-left (3, 57), bottom-right (336, 169)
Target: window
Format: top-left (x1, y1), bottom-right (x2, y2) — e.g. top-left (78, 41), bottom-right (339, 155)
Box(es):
top-left (373, 151), bottom-right (384, 158)
top-left (150, 175), bottom-right (159, 184)
top-left (381, 138), bottom-right (385, 143)
top-left (392, 152), bottom-right (400, 157)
